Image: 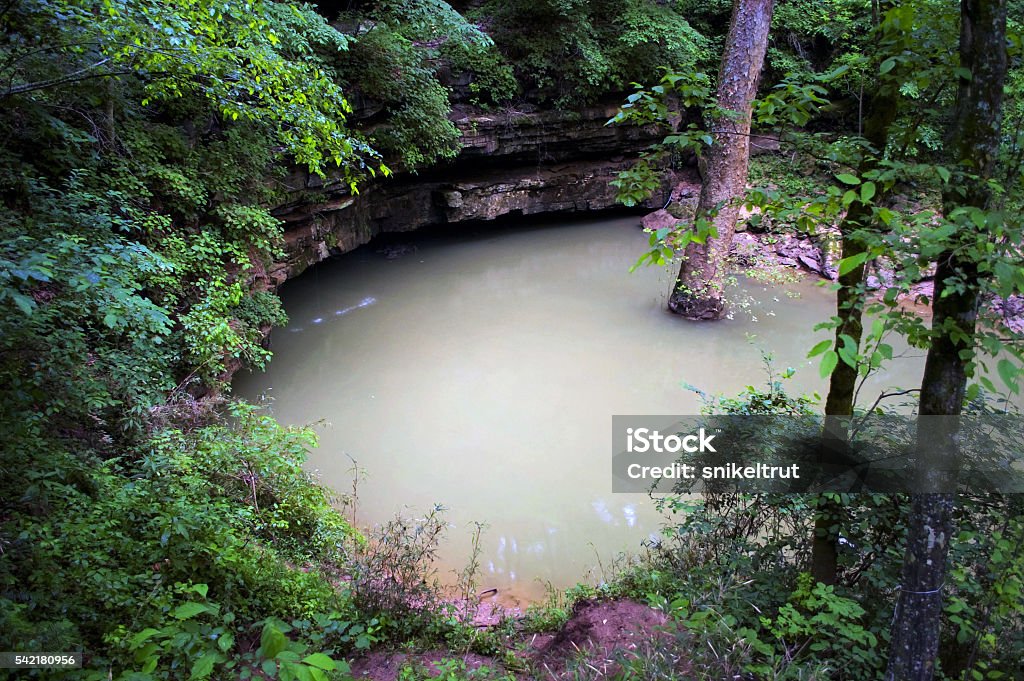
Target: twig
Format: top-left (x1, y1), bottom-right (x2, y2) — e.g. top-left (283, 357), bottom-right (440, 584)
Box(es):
top-left (850, 388), bottom-right (920, 440)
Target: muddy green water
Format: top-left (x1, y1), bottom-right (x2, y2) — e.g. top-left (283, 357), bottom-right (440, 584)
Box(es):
top-left (233, 215), bottom-right (927, 605)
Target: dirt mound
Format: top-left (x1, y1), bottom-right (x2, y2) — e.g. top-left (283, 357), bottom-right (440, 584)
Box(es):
top-left (527, 598), bottom-right (679, 678)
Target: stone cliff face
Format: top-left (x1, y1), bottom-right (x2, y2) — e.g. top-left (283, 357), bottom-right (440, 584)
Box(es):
top-left (265, 104), bottom-right (677, 286)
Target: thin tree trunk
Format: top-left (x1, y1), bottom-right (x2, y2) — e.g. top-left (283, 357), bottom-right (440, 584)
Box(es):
top-left (886, 1), bottom-right (1007, 677)
top-left (668, 0), bottom-right (774, 319)
top-left (814, 79), bottom-right (899, 585)
top-left (823, 48), bottom-right (900, 420)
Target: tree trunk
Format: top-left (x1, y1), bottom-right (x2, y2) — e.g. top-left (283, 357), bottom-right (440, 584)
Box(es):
top-left (814, 76), bottom-right (899, 586)
top-left (886, 1), bottom-right (1007, 678)
top-left (667, 0), bottom-right (774, 320)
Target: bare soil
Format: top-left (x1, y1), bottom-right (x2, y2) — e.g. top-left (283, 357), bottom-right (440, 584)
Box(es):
top-left (524, 598), bottom-right (677, 679)
top-left (348, 599), bottom-right (679, 681)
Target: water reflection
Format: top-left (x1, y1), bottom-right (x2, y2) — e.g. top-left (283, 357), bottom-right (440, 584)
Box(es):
top-left (289, 296), bottom-right (378, 333)
top-left (591, 499), bottom-right (614, 525)
top-left (623, 504), bottom-right (637, 528)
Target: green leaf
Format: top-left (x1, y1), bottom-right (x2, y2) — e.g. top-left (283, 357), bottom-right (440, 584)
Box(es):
top-left (838, 335), bottom-right (858, 368)
top-left (172, 602), bottom-right (209, 620)
top-left (142, 654), bottom-right (159, 674)
top-left (954, 67), bottom-right (973, 81)
top-left (837, 252), bottom-right (869, 277)
top-left (11, 292), bottom-right (35, 316)
top-left (819, 64), bottom-right (850, 82)
top-left (260, 622), bottom-right (288, 659)
top-left (808, 339), bottom-right (833, 358)
top-left (997, 359), bottom-right (1019, 394)
top-left (936, 166), bottom-right (951, 183)
top-left (302, 654), bottom-right (336, 671)
top-left (835, 173), bottom-right (860, 185)
top-left (218, 632), bottom-right (235, 653)
top-left (965, 209), bottom-right (983, 230)
top-left (860, 181), bottom-right (876, 202)
top-left (190, 653), bottom-right (218, 679)
top-left (819, 350), bottom-right (839, 378)
top-left (130, 628), bottom-right (160, 648)
top-left (879, 58), bottom-right (896, 74)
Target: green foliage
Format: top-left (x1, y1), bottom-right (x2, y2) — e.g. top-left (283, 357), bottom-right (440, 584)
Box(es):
top-left (940, 496), bottom-right (1024, 679)
top-left (642, 489), bottom-right (891, 679)
top-left (333, 0), bottom-right (499, 169)
top-left (677, 0), bottom-right (874, 95)
top-left (696, 354), bottom-right (820, 416)
top-left (0, 0), bottom-right (374, 428)
top-left (397, 657), bottom-right (514, 681)
top-left (2, 0), bottom-right (380, 180)
top-left (517, 584), bottom-right (575, 634)
top-left (609, 158), bottom-right (664, 208)
top-left (337, 25), bottom-right (461, 170)
top-left (646, 491), bottom-right (1013, 678)
top-left (0, 209), bottom-right (177, 439)
top-left (346, 504), bottom-right (451, 640)
top-left (441, 41), bottom-right (520, 109)
top-left (761, 575), bottom-right (881, 675)
top-left (473, 0), bottom-right (708, 108)
top-left (112, 612), bottom-right (353, 681)
top-left (615, 0), bottom-right (1024, 399)
top-left (748, 155), bottom-right (829, 201)
top-left (613, 373), bottom-right (1024, 678)
top-left (0, 0), bottom-right (417, 674)
top-left (0, 402), bottom-right (366, 677)
top-left (236, 290), bottom-right (291, 333)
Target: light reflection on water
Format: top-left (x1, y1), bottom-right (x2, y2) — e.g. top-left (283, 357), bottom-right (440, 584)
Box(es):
top-left (290, 296), bottom-right (378, 333)
top-left (234, 216), bottom-right (928, 603)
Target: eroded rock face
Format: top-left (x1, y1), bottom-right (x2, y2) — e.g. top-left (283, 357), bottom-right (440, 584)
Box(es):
top-left (265, 105), bottom-right (678, 286)
top-left (453, 104), bottom-right (668, 164)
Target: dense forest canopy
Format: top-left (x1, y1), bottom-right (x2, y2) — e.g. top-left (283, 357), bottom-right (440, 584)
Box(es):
top-left (1, 0), bottom-right (1022, 679)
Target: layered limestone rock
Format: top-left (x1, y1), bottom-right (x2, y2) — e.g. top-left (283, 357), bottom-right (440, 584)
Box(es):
top-left (452, 104), bottom-right (671, 164)
top-left (266, 105), bottom-right (675, 286)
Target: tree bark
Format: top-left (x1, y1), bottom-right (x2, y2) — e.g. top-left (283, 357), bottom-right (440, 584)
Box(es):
top-left (668, 0), bottom-right (774, 319)
top-left (886, 1), bottom-right (1007, 678)
top-left (814, 74), bottom-right (899, 586)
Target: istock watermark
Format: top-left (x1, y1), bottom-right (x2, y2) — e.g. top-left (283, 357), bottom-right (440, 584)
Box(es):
top-left (611, 415), bottom-right (1024, 494)
top-left (625, 427), bottom-right (717, 453)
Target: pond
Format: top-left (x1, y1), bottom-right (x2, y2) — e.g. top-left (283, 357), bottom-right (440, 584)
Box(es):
top-left (233, 215), bottom-right (927, 605)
